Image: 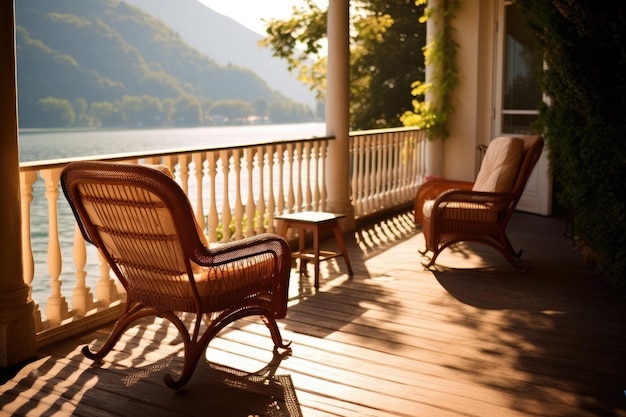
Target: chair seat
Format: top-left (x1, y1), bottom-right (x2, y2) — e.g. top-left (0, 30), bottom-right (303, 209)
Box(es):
top-left (422, 200), bottom-right (499, 223)
top-left (130, 257), bottom-right (276, 312)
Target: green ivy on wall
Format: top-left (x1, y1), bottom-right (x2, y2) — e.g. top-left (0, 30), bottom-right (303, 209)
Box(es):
top-left (401, 0), bottom-right (460, 140)
top-left (519, 0), bottom-right (626, 291)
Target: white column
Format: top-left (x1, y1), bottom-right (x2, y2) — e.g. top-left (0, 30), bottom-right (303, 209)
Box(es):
top-left (0, 2), bottom-right (37, 367)
top-left (325, 0), bottom-right (354, 229)
top-left (425, 0), bottom-right (444, 177)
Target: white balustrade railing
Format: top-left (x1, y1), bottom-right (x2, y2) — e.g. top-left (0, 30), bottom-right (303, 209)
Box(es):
top-left (350, 127), bottom-right (427, 217)
top-left (18, 127), bottom-right (425, 344)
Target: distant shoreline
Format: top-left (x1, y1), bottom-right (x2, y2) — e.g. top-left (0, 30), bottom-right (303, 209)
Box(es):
top-left (18, 121), bottom-right (321, 136)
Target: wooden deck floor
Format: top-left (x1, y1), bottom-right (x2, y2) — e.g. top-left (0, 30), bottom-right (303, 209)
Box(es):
top-left (2, 210), bottom-right (626, 416)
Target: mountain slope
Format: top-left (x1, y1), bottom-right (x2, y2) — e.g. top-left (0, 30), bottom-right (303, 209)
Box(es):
top-left (15, 0), bottom-right (293, 127)
top-left (122, 0), bottom-right (316, 107)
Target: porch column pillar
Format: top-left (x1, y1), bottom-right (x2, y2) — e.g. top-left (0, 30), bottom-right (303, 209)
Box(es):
top-left (325, 0), bottom-right (354, 230)
top-left (0, 1), bottom-right (37, 368)
top-left (424, 0), bottom-right (444, 177)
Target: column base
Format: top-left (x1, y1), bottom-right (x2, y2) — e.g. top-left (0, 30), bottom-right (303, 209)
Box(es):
top-left (0, 286), bottom-right (37, 368)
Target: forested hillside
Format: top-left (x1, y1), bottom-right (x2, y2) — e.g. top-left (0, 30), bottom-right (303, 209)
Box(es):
top-left (15, 0), bottom-right (314, 128)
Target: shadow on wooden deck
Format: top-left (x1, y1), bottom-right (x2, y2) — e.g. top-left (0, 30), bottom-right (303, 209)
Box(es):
top-left (1, 208), bottom-right (625, 416)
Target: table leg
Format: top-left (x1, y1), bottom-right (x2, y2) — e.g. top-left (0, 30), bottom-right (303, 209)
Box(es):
top-left (333, 226), bottom-right (353, 275)
top-left (298, 227), bottom-right (307, 275)
top-left (313, 225), bottom-right (320, 289)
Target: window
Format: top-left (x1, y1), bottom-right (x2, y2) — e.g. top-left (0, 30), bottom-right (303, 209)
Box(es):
top-left (496, 1), bottom-right (543, 135)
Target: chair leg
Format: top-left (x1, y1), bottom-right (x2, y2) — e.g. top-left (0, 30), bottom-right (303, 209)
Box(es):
top-left (162, 310), bottom-right (292, 390)
top-left (421, 249), bottom-right (441, 270)
top-left (262, 315), bottom-right (292, 351)
top-left (162, 311), bottom-right (205, 390)
top-left (82, 304), bottom-right (154, 361)
top-left (502, 234), bottom-right (523, 259)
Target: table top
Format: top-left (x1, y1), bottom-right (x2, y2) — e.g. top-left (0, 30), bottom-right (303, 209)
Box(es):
top-left (274, 211), bottom-right (346, 223)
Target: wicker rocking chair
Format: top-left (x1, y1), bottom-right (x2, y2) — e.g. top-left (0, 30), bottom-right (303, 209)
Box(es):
top-left (61, 161), bottom-right (292, 389)
top-left (414, 135), bottom-right (544, 269)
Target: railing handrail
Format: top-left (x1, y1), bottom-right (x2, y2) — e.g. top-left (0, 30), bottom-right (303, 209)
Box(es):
top-left (19, 134), bottom-right (336, 172)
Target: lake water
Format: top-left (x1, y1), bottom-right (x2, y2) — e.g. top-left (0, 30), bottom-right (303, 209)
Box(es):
top-left (19, 122), bottom-right (326, 162)
top-left (20, 122), bottom-right (326, 311)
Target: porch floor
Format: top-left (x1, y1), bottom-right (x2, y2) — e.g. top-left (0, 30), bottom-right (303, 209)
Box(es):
top-left (2, 210), bottom-right (626, 416)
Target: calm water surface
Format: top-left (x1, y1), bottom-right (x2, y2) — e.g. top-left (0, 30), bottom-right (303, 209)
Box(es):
top-left (19, 122), bottom-right (326, 162)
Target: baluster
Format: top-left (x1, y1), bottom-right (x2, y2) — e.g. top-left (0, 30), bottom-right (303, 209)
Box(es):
top-left (193, 152), bottom-right (207, 236)
top-left (399, 132), bottom-right (408, 199)
top-left (295, 142), bottom-right (303, 212)
top-left (276, 144), bottom-right (285, 214)
top-left (415, 131), bottom-right (426, 193)
top-left (212, 150), bottom-right (232, 242)
top-left (266, 145), bottom-right (276, 233)
top-left (394, 133), bottom-right (403, 203)
top-left (363, 136), bottom-right (374, 213)
top-left (20, 171), bottom-right (43, 331)
top-left (255, 146), bottom-right (266, 234)
top-left (233, 149), bottom-right (244, 240)
top-left (40, 168), bottom-right (69, 326)
top-left (220, 150), bottom-right (232, 241)
top-left (179, 154), bottom-right (190, 195)
top-left (71, 224), bottom-right (94, 317)
top-left (304, 142), bottom-right (313, 211)
top-left (162, 155), bottom-right (178, 175)
top-left (96, 250), bottom-right (118, 307)
top-left (420, 130), bottom-right (428, 183)
top-left (144, 156), bottom-right (160, 165)
top-left (354, 136), bottom-right (364, 215)
top-left (207, 151), bottom-right (219, 242)
top-left (286, 143), bottom-right (295, 213)
top-left (379, 135), bottom-right (393, 207)
top-left (370, 135), bottom-right (385, 211)
top-left (245, 148), bottom-right (256, 237)
top-left (411, 131), bottom-right (419, 188)
top-left (313, 141), bottom-right (321, 211)
top-left (320, 141), bottom-right (328, 212)
top-left (383, 135), bottom-right (397, 207)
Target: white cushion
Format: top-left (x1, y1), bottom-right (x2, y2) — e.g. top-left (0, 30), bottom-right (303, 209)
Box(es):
top-left (472, 136), bottom-right (524, 193)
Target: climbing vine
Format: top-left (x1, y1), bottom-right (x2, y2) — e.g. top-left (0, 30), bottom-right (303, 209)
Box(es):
top-left (401, 0), bottom-right (460, 140)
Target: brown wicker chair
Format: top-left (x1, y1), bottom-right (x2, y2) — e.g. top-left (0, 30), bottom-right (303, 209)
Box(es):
top-left (61, 161), bottom-right (292, 389)
top-left (414, 135), bottom-right (544, 269)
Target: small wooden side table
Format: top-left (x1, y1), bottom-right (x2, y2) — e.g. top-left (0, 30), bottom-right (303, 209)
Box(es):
top-left (274, 211), bottom-right (353, 289)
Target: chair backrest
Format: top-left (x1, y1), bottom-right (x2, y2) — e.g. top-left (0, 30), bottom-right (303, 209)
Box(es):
top-left (61, 161), bottom-right (209, 295)
top-left (473, 135), bottom-right (544, 198)
top-left (473, 136), bottom-right (525, 193)
top-left (510, 135), bottom-right (544, 198)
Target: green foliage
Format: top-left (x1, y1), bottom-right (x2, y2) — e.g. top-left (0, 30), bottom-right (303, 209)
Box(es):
top-left (210, 100), bottom-right (255, 120)
top-left (260, 0), bottom-right (427, 130)
top-left (519, 0), bottom-right (626, 289)
top-left (259, 0), bottom-right (327, 99)
top-left (401, 0), bottom-right (460, 141)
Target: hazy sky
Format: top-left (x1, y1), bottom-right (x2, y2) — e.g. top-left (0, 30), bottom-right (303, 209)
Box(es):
top-left (199, 0), bottom-right (327, 35)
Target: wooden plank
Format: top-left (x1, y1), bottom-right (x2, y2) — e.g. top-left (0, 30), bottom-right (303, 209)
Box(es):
top-left (3, 211), bottom-right (626, 417)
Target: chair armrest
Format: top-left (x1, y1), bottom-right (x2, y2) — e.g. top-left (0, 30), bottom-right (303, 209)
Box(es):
top-left (431, 189), bottom-right (517, 215)
top-left (414, 179), bottom-right (474, 224)
top-left (191, 233), bottom-right (292, 316)
top-left (194, 233), bottom-right (291, 269)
